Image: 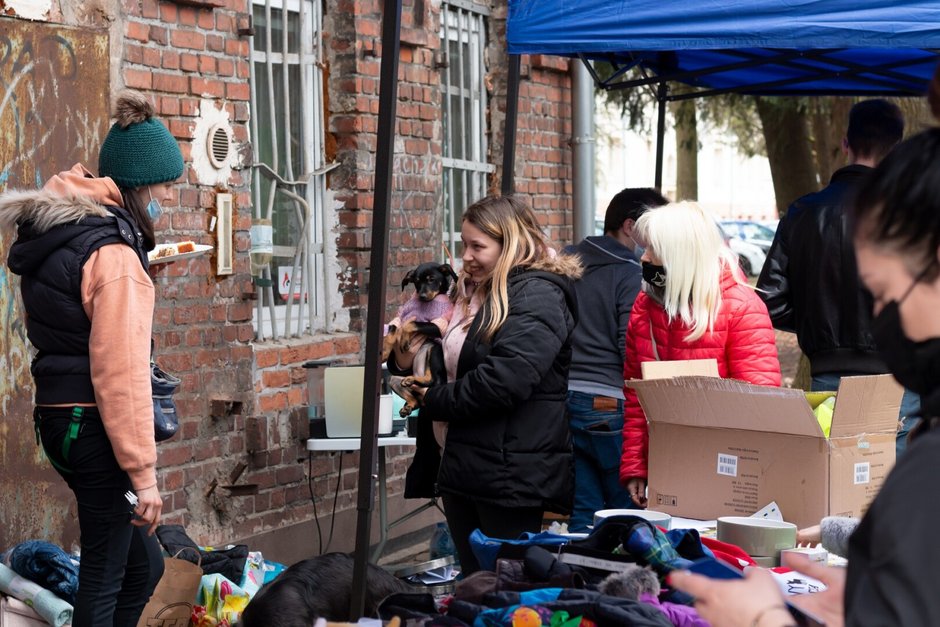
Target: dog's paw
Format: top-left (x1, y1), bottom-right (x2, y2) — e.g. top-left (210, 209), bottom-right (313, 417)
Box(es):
top-left (399, 404), bottom-right (414, 418)
top-left (401, 376), bottom-right (415, 388)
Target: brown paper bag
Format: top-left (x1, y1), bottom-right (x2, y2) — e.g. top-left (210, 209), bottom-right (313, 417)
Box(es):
top-left (136, 549), bottom-right (203, 627)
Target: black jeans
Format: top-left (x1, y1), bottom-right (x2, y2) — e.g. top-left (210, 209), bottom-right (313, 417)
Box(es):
top-left (441, 492), bottom-right (544, 575)
top-left (36, 407), bottom-right (164, 627)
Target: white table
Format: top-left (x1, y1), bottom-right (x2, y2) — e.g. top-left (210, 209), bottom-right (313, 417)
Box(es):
top-left (306, 435), bottom-right (442, 561)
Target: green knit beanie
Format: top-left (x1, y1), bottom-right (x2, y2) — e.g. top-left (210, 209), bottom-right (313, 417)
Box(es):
top-left (98, 91), bottom-right (184, 189)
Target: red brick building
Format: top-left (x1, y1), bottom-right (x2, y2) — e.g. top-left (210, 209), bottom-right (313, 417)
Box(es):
top-left (0, 0), bottom-right (572, 561)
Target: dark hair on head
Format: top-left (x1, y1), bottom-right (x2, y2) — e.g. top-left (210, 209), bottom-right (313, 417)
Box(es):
top-left (846, 99), bottom-right (904, 162)
top-left (121, 188), bottom-right (156, 251)
top-left (851, 127), bottom-right (940, 281)
top-left (603, 187), bottom-right (668, 234)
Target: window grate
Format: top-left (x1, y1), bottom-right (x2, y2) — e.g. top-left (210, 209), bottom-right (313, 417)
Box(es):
top-left (441, 2), bottom-right (494, 262)
top-left (249, 0), bottom-right (329, 340)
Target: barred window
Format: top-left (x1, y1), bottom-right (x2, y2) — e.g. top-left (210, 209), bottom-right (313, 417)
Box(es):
top-left (250, 0), bottom-right (330, 339)
top-left (441, 1), bottom-right (493, 260)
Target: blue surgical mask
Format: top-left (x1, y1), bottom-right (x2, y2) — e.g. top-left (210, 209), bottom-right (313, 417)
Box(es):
top-left (146, 187), bottom-right (163, 221)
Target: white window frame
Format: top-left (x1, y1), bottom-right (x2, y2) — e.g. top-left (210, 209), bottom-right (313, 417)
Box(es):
top-left (441, 1), bottom-right (493, 261)
top-left (249, 0), bottom-right (330, 340)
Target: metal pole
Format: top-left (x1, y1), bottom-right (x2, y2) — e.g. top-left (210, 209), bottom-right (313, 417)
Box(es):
top-left (571, 59), bottom-right (596, 242)
top-left (501, 54), bottom-right (521, 195)
top-left (350, 0), bottom-right (401, 617)
top-left (654, 81), bottom-right (667, 192)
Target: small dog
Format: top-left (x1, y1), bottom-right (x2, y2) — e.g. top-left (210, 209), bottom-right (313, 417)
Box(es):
top-left (382, 263), bottom-right (456, 417)
top-left (238, 552), bottom-right (410, 626)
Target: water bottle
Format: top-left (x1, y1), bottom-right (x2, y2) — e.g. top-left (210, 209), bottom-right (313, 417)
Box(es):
top-left (429, 522), bottom-right (456, 559)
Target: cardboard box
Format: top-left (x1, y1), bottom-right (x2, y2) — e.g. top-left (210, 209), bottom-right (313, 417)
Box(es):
top-left (629, 374), bottom-right (902, 528)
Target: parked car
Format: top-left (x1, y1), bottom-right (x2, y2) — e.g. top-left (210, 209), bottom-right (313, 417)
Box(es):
top-left (721, 219), bottom-right (776, 253)
top-left (717, 222), bottom-right (767, 277)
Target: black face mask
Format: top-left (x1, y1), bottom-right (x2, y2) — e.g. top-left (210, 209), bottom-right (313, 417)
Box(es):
top-left (871, 266), bottom-right (940, 399)
top-left (642, 261), bottom-right (667, 289)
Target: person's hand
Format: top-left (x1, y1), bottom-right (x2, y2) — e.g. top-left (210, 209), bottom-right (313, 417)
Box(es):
top-left (797, 524), bottom-right (821, 546)
top-left (669, 567), bottom-right (792, 627)
top-left (625, 477), bottom-right (648, 508)
top-left (132, 485), bottom-right (164, 535)
top-left (786, 556), bottom-right (846, 627)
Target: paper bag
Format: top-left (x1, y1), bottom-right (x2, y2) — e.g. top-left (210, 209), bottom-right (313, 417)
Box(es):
top-left (136, 549), bottom-right (203, 627)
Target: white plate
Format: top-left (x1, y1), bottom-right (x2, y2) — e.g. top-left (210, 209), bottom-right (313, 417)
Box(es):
top-left (148, 243), bottom-right (213, 264)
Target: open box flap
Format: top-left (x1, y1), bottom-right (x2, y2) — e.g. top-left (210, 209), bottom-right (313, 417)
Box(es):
top-left (829, 374), bottom-right (904, 438)
top-left (628, 376), bottom-right (824, 437)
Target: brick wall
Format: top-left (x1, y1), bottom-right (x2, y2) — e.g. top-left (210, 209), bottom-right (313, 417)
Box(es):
top-left (0, 0), bottom-right (574, 562)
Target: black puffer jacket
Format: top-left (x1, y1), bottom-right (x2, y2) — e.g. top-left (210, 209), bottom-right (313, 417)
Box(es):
top-left (421, 256), bottom-right (580, 514)
top-left (757, 165), bottom-right (887, 376)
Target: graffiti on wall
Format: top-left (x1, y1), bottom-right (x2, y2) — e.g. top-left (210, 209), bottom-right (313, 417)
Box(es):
top-left (0, 18), bottom-right (110, 550)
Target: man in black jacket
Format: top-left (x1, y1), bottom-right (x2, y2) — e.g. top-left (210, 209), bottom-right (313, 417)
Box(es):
top-left (757, 99), bottom-right (920, 456)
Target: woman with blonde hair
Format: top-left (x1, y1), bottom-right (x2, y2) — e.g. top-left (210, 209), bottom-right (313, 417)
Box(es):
top-left (620, 201), bottom-right (780, 506)
top-left (408, 195), bottom-right (581, 574)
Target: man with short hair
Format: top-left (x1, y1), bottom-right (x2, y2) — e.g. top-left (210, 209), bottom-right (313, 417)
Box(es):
top-left (758, 99), bottom-right (920, 456)
top-left (564, 188), bottom-right (667, 532)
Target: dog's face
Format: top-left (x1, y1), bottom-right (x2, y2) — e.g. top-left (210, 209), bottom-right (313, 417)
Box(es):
top-left (401, 262), bottom-right (458, 302)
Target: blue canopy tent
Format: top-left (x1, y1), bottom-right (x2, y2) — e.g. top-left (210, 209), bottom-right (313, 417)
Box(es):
top-left (502, 0), bottom-right (940, 190)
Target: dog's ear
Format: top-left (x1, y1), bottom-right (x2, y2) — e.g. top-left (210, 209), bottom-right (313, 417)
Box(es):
top-left (401, 270), bottom-right (416, 290)
top-left (439, 264), bottom-right (458, 285)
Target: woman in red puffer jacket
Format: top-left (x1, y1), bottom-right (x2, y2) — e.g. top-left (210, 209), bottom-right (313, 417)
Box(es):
top-left (620, 201), bottom-right (781, 507)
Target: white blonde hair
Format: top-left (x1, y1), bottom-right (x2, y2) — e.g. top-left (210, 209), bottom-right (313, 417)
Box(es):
top-left (634, 201), bottom-right (742, 342)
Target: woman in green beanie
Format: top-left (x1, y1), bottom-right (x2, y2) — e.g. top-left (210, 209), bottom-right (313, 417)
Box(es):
top-left (1, 90), bottom-right (183, 626)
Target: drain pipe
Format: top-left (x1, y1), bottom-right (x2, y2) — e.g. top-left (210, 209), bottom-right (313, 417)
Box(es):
top-left (571, 59), bottom-right (596, 244)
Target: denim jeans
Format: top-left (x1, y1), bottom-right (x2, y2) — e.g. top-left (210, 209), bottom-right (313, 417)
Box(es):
top-left (566, 391), bottom-right (638, 532)
top-left (37, 407), bottom-right (164, 627)
top-left (810, 374), bottom-right (921, 459)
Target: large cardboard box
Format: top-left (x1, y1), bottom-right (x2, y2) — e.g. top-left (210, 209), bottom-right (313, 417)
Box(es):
top-left (629, 374), bottom-right (902, 528)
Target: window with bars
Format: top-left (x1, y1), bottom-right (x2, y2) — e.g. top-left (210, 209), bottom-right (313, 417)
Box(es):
top-left (249, 0), bottom-right (331, 339)
top-left (441, 1), bottom-right (493, 260)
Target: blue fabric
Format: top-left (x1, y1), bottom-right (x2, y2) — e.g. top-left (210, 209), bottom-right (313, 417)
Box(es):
top-left (624, 525), bottom-right (694, 574)
top-left (473, 592), bottom-right (563, 627)
top-left (566, 391), bottom-right (636, 532)
top-left (811, 374), bottom-right (921, 458)
top-left (468, 529), bottom-right (570, 573)
top-left (1, 540), bottom-right (80, 605)
top-left (507, 1), bottom-right (940, 95)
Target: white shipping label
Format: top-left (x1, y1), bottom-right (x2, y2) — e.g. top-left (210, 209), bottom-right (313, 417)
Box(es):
top-left (854, 462), bottom-right (871, 485)
top-left (717, 453), bottom-right (738, 477)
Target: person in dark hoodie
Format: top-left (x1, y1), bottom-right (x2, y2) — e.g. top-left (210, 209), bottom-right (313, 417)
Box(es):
top-left (0, 91), bottom-right (183, 627)
top-left (405, 195), bottom-right (581, 574)
top-left (562, 188), bottom-right (667, 532)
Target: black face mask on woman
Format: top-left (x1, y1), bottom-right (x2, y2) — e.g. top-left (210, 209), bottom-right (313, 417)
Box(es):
top-left (641, 261), bottom-right (667, 304)
top-left (871, 264), bottom-right (940, 397)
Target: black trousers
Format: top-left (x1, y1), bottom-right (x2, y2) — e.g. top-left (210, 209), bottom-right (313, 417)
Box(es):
top-left (441, 492), bottom-right (543, 575)
top-left (37, 407), bottom-right (164, 627)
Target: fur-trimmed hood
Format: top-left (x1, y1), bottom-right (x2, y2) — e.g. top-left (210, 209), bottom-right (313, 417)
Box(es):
top-left (0, 163), bottom-right (120, 234)
top-left (2, 164), bottom-right (127, 277)
top-left (531, 249), bottom-right (584, 280)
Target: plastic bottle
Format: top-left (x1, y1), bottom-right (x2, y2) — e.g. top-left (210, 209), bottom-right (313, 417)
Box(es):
top-left (429, 522), bottom-right (456, 560)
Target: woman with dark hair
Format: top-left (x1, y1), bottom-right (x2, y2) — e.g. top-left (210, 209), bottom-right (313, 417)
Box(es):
top-left (669, 127), bottom-right (940, 627)
top-left (1, 91), bottom-right (183, 626)
top-left (405, 195), bottom-right (581, 574)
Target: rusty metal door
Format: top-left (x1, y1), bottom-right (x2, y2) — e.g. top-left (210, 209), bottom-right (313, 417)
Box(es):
top-left (0, 18), bottom-right (110, 551)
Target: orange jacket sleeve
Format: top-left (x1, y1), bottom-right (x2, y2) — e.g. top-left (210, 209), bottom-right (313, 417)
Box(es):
top-left (82, 244), bottom-right (158, 490)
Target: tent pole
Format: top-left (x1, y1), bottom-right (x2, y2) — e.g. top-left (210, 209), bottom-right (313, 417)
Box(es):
top-left (350, 0), bottom-right (401, 617)
top-left (654, 82), bottom-right (667, 192)
top-left (571, 59), bottom-right (596, 242)
top-left (501, 54), bottom-right (521, 195)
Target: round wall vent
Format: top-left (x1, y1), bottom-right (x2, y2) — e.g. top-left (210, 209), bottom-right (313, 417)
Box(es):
top-left (207, 122), bottom-right (232, 169)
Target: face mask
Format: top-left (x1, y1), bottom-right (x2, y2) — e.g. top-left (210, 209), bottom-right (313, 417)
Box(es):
top-left (871, 266), bottom-right (940, 397)
top-left (642, 261), bottom-right (667, 289)
top-left (629, 236), bottom-right (645, 259)
top-left (146, 187), bottom-right (163, 222)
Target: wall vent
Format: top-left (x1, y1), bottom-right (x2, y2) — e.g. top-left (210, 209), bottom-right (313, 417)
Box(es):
top-left (207, 123), bottom-right (233, 169)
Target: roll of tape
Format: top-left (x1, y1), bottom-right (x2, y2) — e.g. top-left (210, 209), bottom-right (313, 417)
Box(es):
top-left (717, 516), bottom-right (797, 558)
